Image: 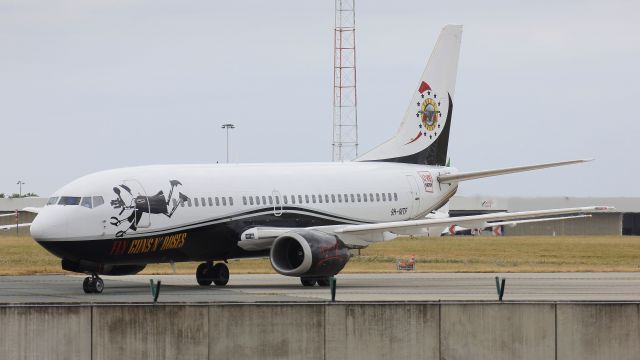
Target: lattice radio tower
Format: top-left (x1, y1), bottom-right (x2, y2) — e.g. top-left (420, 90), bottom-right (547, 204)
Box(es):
top-left (332, 0), bottom-right (358, 161)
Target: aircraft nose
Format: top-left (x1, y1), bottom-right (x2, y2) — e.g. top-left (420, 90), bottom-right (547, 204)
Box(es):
top-left (30, 210), bottom-right (67, 241)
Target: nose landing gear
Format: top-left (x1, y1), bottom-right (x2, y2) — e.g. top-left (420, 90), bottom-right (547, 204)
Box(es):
top-left (82, 274), bottom-right (104, 294)
top-left (196, 262), bottom-right (229, 286)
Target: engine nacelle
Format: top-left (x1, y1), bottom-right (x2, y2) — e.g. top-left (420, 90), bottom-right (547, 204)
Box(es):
top-left (269, 229), bottom-right (351, 277)
top-left (61, 259), bottom-right (146, 276)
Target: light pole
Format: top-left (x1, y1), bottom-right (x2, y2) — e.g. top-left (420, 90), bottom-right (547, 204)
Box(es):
top-left (221, 124), bottom-right (235, 163)
top-left (16, 181), bottom-right (25, 197)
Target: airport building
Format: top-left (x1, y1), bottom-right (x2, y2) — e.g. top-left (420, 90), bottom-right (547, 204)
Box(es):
top-left (1, 196), bottom-right (638, 236)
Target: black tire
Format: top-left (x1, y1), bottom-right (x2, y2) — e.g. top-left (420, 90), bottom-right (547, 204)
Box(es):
top-left (94, 278), bottom-right (104, 294)
top-left (300, 277), bottom-right (317, 287)
top-left (196, 263), bottom-right (213, 286)
top-left (212, 263), bottom-right (229, 286)
top-left (316, 277), bottom-right (331, 287)
top-left (82, 277), bottom-right (93, 293)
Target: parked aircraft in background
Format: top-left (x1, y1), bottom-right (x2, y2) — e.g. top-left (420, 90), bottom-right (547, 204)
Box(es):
top-left (0, 212), bottom-right (32, 232)
top-left (28, 25), bottom-right (612, 293)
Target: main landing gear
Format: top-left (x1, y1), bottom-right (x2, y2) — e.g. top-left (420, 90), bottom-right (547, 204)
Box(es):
top-left (82, 273), bottom-right (104, 294)
top-left (300, 277), bottom-right (331, 287)
top-left (196, 262), bottom-right (229, 286)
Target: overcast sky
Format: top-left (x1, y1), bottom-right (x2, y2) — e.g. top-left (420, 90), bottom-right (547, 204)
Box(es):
top-left (1, 0), bottom-right (638, 197)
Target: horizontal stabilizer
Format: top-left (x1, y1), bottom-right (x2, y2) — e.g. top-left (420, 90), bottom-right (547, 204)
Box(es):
top-left (438, 159), bottom-right (592, 183)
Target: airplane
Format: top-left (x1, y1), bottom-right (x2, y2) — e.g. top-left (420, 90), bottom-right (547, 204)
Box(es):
top-left (29, 24), bottom-right (612, 294)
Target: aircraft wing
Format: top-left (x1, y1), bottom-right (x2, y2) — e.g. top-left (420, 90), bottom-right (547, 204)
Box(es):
top-left (0, 207), bottom-right (41, 218)
top-left (0, 223), bottom-right (32, 231)
top-left (333, 206), bottom-right (612, 247)
top-left (441, 214), bottom-right (591, 235)
top-left (238, 206), bottom-right (613, 250)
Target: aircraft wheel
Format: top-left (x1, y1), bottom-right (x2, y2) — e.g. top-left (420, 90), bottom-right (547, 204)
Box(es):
top-left (196, 263), bottom-right (213, 286)
top-left (82, 277), bottom-right (92, 293)
top-left (316, 277), bottom-right (331, 287)
top-left (300, 277), bottom-right (317, 287)
top-left (212, 263), bottom-right (229, 286)
top-left (94, 278), bottom-right (104, 294)
top-left (83, 275), bottom-right (104, 294)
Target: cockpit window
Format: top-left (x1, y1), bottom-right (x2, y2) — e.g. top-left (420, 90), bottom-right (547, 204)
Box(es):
top-left (80, 197), bottom-right (92, 209)
top-left (59, 196), bottom-right (81, 206)
top-left (93, 196), bottom-right (104, 208)
top-left (47, 197), bottom-right (59, 206)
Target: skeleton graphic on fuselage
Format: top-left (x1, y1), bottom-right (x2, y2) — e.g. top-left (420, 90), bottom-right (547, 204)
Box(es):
top-left (109, 180), bottom-right (189, 237)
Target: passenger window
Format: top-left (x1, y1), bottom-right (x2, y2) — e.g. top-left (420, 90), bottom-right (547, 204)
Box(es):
top-left (369, 193), bottom-right (374, 202)
top-left (331, 194), bottom-right (336, 203)
top-left (298, 195), bottom-right (303, 204)
top-left (256, 196), bottom-right (261, 205)
top-left (242, 196), bottom-right (247, 206)
top-left (325, 194), bottom-right (330, 203)
top-left (337, 194), bottom-right (342, 203)
top-left (350, 194), bottom-right (355, 202)
top-left (275, 196), bottom-right (280, 205)
top-left (47, 197), bottom-right (59, 206)
top-left (201, 197), bottom-right (206, 207)
top-left (356, 194), bottom-right (361, 202)
top-left (312, 195), bottom-right (316, 203)
top-left (376, 193), bottom-right (380, 202)
top-left (229, 197), bottom-right (234, 206)
top-left (268, 196), bottom-right (273, 205)
top-left (363, 193), bottom-right (367, 202)
top-left (80, 197), bottom-right (92, 209)
top-left (187, 198), bottom-right (192, 207)
top-left (382, 193), bottom-right (387, 201)
top-left (318, 195), bottom-right (322, 204)
top-left (59, 196), bottom-right (81, 206)
top-left (208, 197), bottom-right (213, 206)
top-left (249, 197), bottom-right (254, 205)
top-left (291, 195), bottom-right (296, 204)
top-left (388, 193), bottom-right (393, 201)
top-left (305, 195), bottom-right (309, 203)
top-left (222, 197), bottom-right (227, 206)
top-left (262, 196), bottom-right (267, 205)
top-left (216, 197), bottom-right (220, 206)
top-left (93, 196), bottom-right (104, 207)
top-left (194, 198), bottom-right (200, 207)
top-left (283, 196), bottom-right (288, 205)
top-left (394, 193), bottom-right (398, 201)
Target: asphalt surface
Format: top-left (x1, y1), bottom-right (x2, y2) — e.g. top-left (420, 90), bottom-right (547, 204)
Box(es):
top-left (3, 272), bottom-right (640, 304)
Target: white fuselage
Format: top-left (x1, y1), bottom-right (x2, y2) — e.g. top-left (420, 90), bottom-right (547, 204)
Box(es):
top-left (31, 162), bottom-right (457, 246)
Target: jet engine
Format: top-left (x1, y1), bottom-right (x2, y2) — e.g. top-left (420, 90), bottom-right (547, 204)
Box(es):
top-left (269, 229), bottom-right (351, 277)
top-left (61, 259), bottom-right (146, 276)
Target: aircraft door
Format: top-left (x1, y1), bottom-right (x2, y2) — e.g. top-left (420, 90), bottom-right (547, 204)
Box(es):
top-left (405, 175), bottom-right (421, 219)
top-left (272, 189), bottom-right (283, 216)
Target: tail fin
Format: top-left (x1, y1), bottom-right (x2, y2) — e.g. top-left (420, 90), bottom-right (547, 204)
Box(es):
top-left (355, 24), bottom-right (462, 166)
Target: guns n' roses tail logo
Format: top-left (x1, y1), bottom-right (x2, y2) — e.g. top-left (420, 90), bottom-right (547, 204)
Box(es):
top-left (406, 81), bottom-right (443, 145)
